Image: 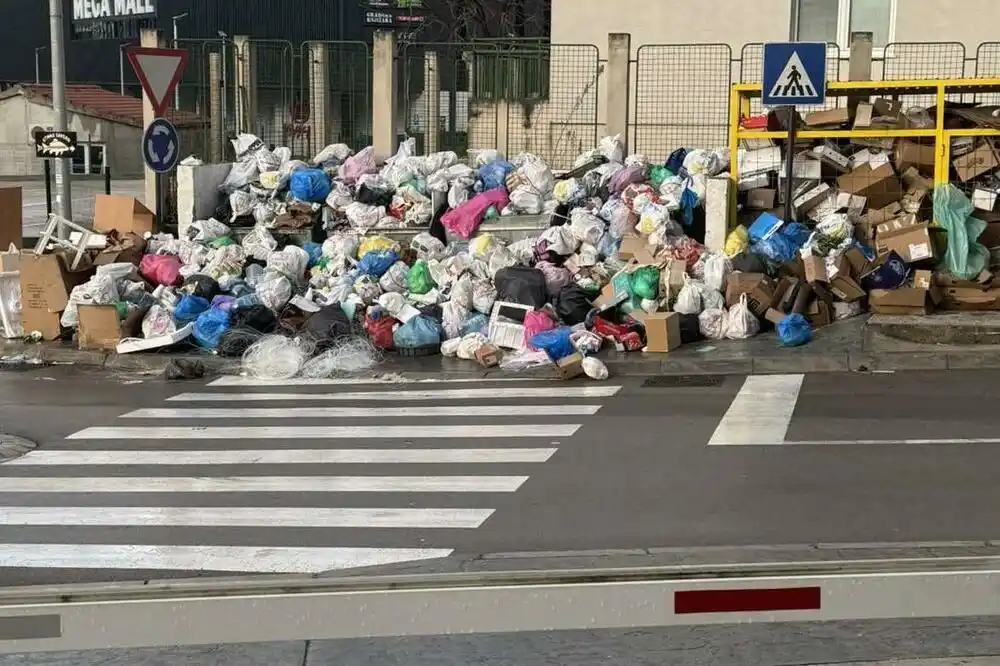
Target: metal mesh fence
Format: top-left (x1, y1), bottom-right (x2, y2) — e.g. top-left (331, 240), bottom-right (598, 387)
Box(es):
top-left (632, 44), bottom-right (732, 161)
top-left (882, 42), bottom-right (967, 106)
top-left (299, 41), bottom-right (372, 160)
top-left (401, 43), bottom-right (500, 158)
top-left (975, 42), bottom-right (1000, 105)
top-left (239, 40), bottom-right (296, 150)
top-left (501, 43), bottom-right (601, 170)
top-left (174, 38), bottom-right (235, 159)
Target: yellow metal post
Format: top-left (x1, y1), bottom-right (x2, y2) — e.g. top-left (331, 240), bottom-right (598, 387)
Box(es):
top-left (728, 83), bottom-right (741, 229)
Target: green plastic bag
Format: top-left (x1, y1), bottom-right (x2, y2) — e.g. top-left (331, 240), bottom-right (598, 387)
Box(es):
top-left (629, 265), bottom-right (660, 300)
top-left (648, 165), bottom-right (673, 189)
top-left (933, 184), bottom-right (988, 280)
top-left (407, 259), bottom-right (436, 295)
top-left (485, 205), bottom-right (500, 220)
top-left (210, 236), bottom-right (234, 248)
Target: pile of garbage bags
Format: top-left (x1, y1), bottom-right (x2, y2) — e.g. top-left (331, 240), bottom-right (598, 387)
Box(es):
top-left (34, 128), bottom-right (892, 380)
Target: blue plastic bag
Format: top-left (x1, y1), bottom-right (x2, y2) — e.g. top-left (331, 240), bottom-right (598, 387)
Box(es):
top-left (393, 315), bottom-right (443, 347)
top-left (302, 241), bottom-right (324, 267)
top-left (193, 307), bottom-right (231, 349)
top-left (173, 294), bottom-right (210, 324)
top-left (357, 249), bottom-right (399, 277)
top-left (289, 168), bottom-right (332, 203)
top-left (459, 312), bottom-right (489, 336)
top-left (777, 313), bottom-right (812, 347)
top-left (529, 326), bottom-right (574, 361)
top-left (750, 217), bottom-right (811, 263)
top-left (477, 160), bottom-right (515, 190)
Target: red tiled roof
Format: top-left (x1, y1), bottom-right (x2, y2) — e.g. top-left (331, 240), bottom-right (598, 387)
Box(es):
top-left (17, 84), bottom-right (204, 128)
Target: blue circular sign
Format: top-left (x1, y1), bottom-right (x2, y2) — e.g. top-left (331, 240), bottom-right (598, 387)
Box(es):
top-left (143, 117), bottom-right (180, 174)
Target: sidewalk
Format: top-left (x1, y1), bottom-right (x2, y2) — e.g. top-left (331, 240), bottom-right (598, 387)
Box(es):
top-left (0, 316), bottom-right (989, 378)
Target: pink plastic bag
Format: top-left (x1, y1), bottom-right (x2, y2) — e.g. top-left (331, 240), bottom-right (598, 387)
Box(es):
top-left (535, 261), bottom-right (571, 296)
top-left (523, 309), bottom-right (556, 350)
top-left (140, 254), bottom-right (182, 286)
top-left (337, 146), bottom-right (377, 185)
top-left (609, 164), bottom-right (647, 195)
top-left (441, 188), bottom-right (509, 239)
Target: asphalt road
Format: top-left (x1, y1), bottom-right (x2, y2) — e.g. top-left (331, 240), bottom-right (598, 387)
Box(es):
top-left (3, 366), bottom-right (1000, 586)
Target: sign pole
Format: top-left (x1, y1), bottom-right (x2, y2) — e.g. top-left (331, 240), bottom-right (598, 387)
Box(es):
top-left (784, 105), bottom-right (796, 223)
top-left (155, 172), bottom-right (163, 234)
top-left (47, 0), bottom-right (71, 236)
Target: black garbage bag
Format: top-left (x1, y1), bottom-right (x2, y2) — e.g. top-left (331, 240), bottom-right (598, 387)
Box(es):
top-left (355, 183), bottom-right (393, 207)
top-left (554, 284), bottom-right (594, 325)
top-left (427, 201), bottom-right (449, 246)
top-left (494, 266), bottom-right (548, 309)
top-left (301, 305), bottom-right (353, 352)
top-left (180, 274), bottom-right (221, 300)
top-left (730, 251), bottom-right (768, 274)
top-left (164, 359), bottom-right (205, 380)
top-left (418, 303), bottom-right (443, 322)
top-left (230, 304), bottom-right (278, 333)
top-left (677, 313), bottom-right (704, 344)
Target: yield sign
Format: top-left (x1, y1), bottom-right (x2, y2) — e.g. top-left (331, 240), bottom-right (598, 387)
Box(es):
top-left (126, 46), bottom-right (187, 118)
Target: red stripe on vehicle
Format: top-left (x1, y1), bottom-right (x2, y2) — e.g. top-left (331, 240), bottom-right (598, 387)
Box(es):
top-left (674, 586), bottom-right (821, 614)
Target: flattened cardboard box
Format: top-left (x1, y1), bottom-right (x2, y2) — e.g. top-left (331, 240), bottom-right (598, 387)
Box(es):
top-left (93, 195), bottom-right (155, 235)
top-left (724, 273), bottom-right (777, 317)
top-left (869, 282), bottom-right (941, 315)
top-left (837, 162), bottom-right (904, 210)
top-left (19, 252), bottom-right (94, 340)
top-left (954, 141), bottom-right (1000, 183)
top-left (746, 188), bottom-right (776, 210)
top-left (876, 223), bottom-right (942, 263)
top-left (940, 286), bottom-right (1000, 311)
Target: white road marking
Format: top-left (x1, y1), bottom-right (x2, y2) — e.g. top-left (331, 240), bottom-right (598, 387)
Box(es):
top-left (0, 476), bottom-right (529, 493)
top-left (8, 448), bottom-right (558, 466)
top-left (0, 507), bottom-right (494, 528)
top-left (67, 424), bottom-right (581, 439)
top-left (167, 386), bottom-right (623, 402)
top-left (209, 377), bottom-right (558, 386)
top-left (0, 544), bottom-right (453, 573)
top-left (121, 405), bottom-right (600, 419)
top-left (707, 374), bottom-right (805, 446)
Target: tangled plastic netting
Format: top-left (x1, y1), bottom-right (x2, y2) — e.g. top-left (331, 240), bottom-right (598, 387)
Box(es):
top-left (242, 334), bottom-right (315, 379)
top-left (240, 333), bottom-right (381, 379)
top-left (300, 336), bottom-right (383, 377)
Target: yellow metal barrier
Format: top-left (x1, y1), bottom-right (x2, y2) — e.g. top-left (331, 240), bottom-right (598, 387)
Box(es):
top-left (728, 78), bottom-right (1000, 226)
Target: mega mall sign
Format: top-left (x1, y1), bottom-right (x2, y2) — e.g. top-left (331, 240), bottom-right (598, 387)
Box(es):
top-left (72, 0), bottom-right (157, 22)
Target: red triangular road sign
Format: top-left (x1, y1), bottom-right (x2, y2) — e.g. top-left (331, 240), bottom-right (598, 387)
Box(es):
top-left (126, 46), bottom-right (187, 118)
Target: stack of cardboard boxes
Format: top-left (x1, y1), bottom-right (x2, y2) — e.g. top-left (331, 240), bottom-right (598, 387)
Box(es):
top-left (737, 98), bottom-right (1000, 316)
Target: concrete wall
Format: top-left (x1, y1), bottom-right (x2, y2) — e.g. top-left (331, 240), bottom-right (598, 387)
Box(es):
top-left (0, 96), bottom-right (146, 178)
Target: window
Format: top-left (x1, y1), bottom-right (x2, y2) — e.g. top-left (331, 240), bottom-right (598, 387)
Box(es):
top-left (795, 0), bottom-right (895, 50)
top-left (70, 141), bottom-right (107, 176)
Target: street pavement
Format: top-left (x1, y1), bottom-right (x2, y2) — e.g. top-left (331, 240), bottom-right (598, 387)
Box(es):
top-left (6, 365), bottom-right (1000, 663)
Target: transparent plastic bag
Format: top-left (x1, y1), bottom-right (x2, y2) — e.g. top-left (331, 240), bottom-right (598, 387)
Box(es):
top-left (725, 294), bottom-right (760, 340)
top-left (673, 276), bottom-right (703, 315)
top-left (698, 308), bottom-right (729, 341)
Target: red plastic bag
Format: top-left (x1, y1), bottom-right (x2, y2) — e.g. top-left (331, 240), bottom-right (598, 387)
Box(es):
top-left (523, 309), bottom-right (556, 350)
top-left (592, 316), bottom-right (644, 351)
top-left (441, 188), bottom-right (509, 239)
top-left (140, 254), bottom-right (182, 286)
top-left (364, 313), bottom-right (396, 349)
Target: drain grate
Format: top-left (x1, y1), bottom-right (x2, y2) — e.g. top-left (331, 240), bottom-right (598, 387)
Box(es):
top-left (643, 375), bottom-right (725, 388)
top-left (0, 435), bottom-right (37, 463)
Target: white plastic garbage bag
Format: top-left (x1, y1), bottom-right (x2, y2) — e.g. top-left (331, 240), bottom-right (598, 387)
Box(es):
top-left (599, 135), bottom-right (625, 163)
top-left (141, 304), bottom-right (176, 338)
top-left (582, 356), bottom-right (609, 380)
top-left (569, 209), bottom-right (605, 246)
top-left (257, 273), bottom-right (293, 311)
top-left (219, 160), bottom-right (258, 194)
top-left (378, 261), bottom-right (410, 293)
top-left (441, 337), bottom-right (462, 357)
top-left (325, 181), bottom-right (354, 211)
top-left (345, 202), bottom-right (384, 232)
top-left (456, 332), bottom-right (488, 360)
top-left (698, 308), bottom-right (729, 341)
top-left (701, 253), bottom-right (732, 293)
top-left (411, 232), bottom-right (446, 261)
top-left (725, 294), bottom-right (761, 340)
top-left (674, 276), bottom-right (703, 315)
top-left (471, 278), bottom-right (497, 314)
top-left (266, 246), bottom-right (309, 284)
top-left (353, 274), bottom-right (381, 305)
top-left (242, 224), bottom-right (278, 261)
top-left (539, 225), bottom-right (579, 256)
top-left (312, 143), bottom-right (353, 165)
top-left (700, 285), bottom-right (726, 311)
top-left (442, 300), bottom-right (468, 340)
top-left (450, 275), bottom-right (474, 310)
top-left (487, 246), bottom-right (518, 277)
top-left (420, 151), bottom-right (459, 175)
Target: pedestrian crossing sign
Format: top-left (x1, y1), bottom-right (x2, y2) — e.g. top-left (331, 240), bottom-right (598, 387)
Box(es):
top-left (762, 42), bottom-right (827, 107)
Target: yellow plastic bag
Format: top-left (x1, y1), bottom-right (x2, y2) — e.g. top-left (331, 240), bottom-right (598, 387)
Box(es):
top-left (723, 226), bottom-right (749, 258)
top-left (357, 235), bottom-right (395, 259)
top-left (469, 233), bottom-right (497, 260)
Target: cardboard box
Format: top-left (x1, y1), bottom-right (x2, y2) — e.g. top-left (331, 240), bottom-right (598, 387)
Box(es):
top-left (900, 187), bottom-right (929, 214)
top-left (843, 246), bottom-right (871, 278)
top-left (725, 273), bottom-right (777, 317)
top-left (973, 186), bottom-right (1000, 212)
top-left (802, 254), bottom-right (828, 283)
top-left (809, 144), bottom-right (850, 172)
top-left (739, 146), bottom-right (783, 178)
top-left (19, 252), bottom-right (94, 340)
top-left (593, 263), bottom-right (638, 310)
top-left (805, 108), bottom-right (850, 127)
top-left (77, 304), bottom-right (143, 351)
top-left (806, 298), bottom-right (833, 327)
top-left (828, 256), bottom-right (866, 301)
top-left (873, 98), bottom-right (903, 118)
top-left (954, 141), bottom-right (1000, 182)
top-left (764, 307), bottom-right (786, 325)
top-left (475, 343), bottom-right (503, 368)
top-left (746, 188), bottom-right (776, 210)
top-left (876, 213), bottom-right (919, 236)
top-left (913, 269), bottom-right (933, 290)
top-left (634, 311), bottom-right (681, 353)
top-left (94, 230), bottom-right (146, 267)
top-left (869, 283), bottom-right (941, 315)
top-left (894, 140), bottom-right (936, 174)
top-left (553, 352), bottom-right (585, 380)
top-left (617, 234), bottom-right (654, 263)
top-left (940, 286), bottom-right (1000, 310)
top-left (876, 223), bottom-right (941, 263)
top-left (738, 173), bottom-right (771, 191)
top-left (792, 183), bottom-right (832, 216)
top-left (863, 201), bottom-right (903, 226)
top-left (93, 195), bottom-right (155, 235)
top-left (659, 259), bottom-right (686, 303)
top-left (853, 102), bottom-right (874, 128)
top-left (837, 163), bottom-right (904, 210)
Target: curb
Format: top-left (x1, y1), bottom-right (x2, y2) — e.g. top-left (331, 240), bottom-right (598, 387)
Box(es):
top-left (1, 340), bottom-right (994, 377)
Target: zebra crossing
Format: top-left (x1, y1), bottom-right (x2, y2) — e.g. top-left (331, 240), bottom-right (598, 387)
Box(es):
top-left (0, 377), bottom-right (621, 576)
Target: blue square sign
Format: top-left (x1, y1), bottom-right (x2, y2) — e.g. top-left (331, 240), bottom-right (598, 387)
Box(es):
top-left (762, 42), bottom-right (827, 107)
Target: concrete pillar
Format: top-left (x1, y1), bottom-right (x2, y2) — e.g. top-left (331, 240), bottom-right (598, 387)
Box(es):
top-left (847, 32), bottom-right (873, 114)
top-left (372, 30), bottom-right (397, 161)
top-left (209, 52), bottom-right (223, 163)
top-left (308, 42), bottom-right (330, 158)
top-left (605, 33), bottom-right (631, 149)
top-left (140, 29), bottom-right (165, 213)
top-left (233, 36), bottom-right (257, 135)
top-left (423, 50), bottom-right (441, 153)
top-left (705, 176), bottom-right (731, 252)
top-left (496, 101), bottom-right (511, 157)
